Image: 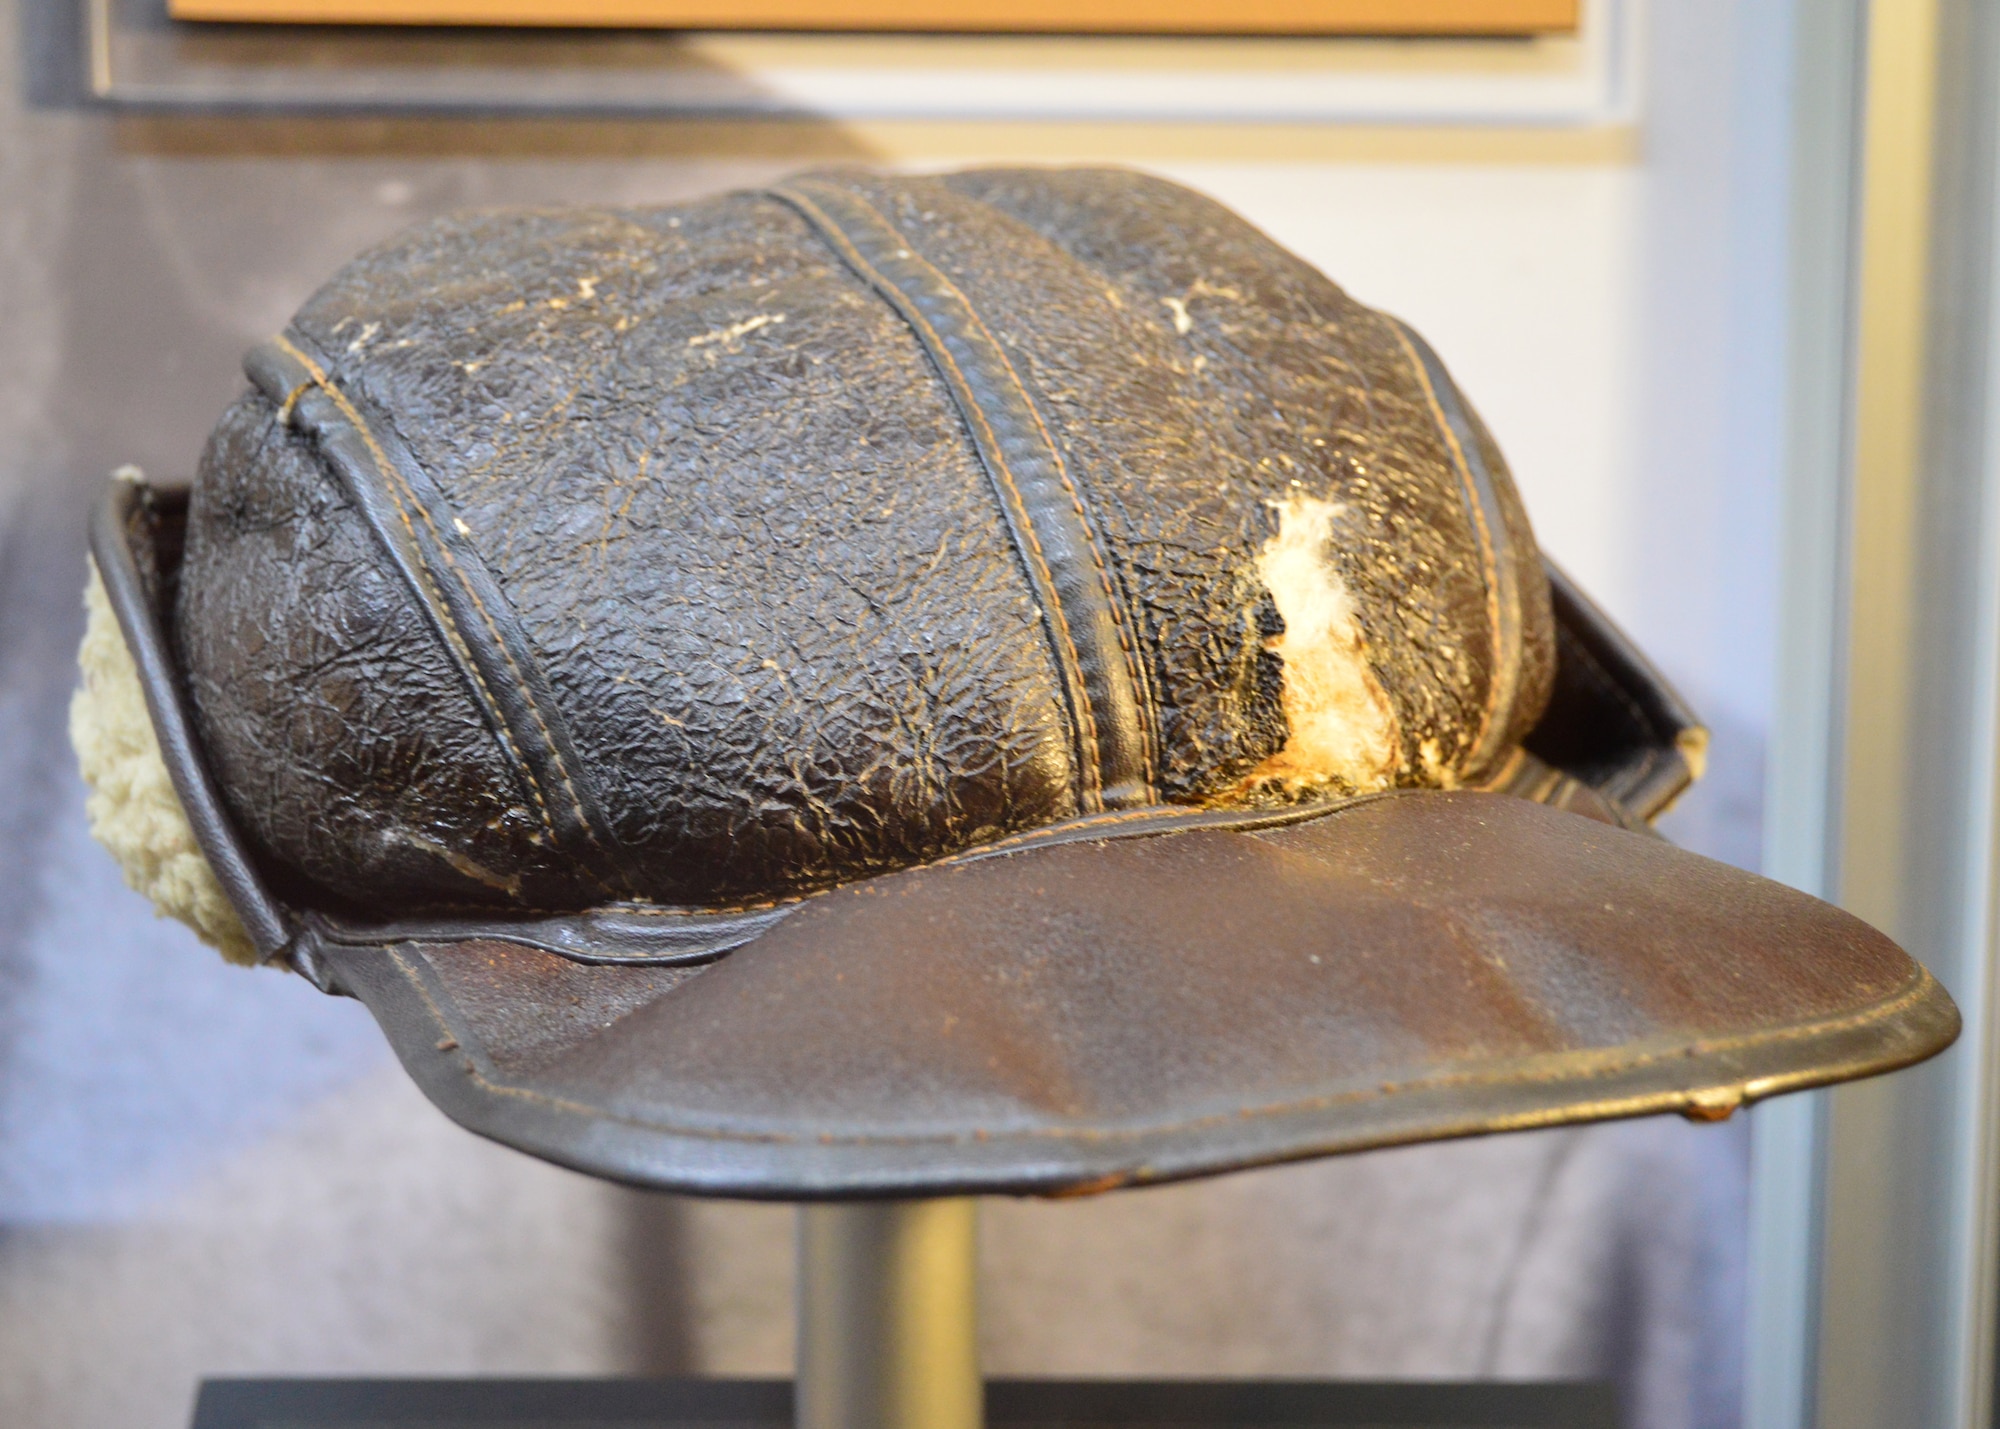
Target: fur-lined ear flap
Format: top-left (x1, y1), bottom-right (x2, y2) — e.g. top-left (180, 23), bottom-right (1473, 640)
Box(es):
top-left (71, 560), bottom-right (259, 966)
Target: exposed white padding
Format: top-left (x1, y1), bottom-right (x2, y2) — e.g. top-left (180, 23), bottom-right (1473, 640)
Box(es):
top-left (70, 561), bottom-right (258, 967)
top-left (1243, 492), bottom-right (1401, 793)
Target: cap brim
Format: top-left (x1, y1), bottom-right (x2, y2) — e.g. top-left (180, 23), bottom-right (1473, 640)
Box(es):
top-left (315, 790), bottom-right (1956, 1199)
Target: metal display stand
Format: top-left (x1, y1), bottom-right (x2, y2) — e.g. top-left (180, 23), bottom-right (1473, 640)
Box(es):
top-left (797, 1200), bottom-right (983, 1429)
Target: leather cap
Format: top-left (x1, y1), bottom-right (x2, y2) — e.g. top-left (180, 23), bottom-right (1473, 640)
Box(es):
top-left (93, 478), bottom-right (1958, 1198)
top-left (90, 169), bottom-right (1959, 1197)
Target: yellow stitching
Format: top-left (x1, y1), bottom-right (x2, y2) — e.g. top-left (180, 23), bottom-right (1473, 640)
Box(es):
top-left (785, 190), bottom-right (1107, 808)
top-left (273, 334), bottom-right (562, 849)
top-left (277, 380), bottom-right (310, 423)
top-left (950, 789), bottom-right (1378, 859)
top-left (830, 180), bottom-right (1159, 798)
top-left (422, 529), bottom-right (614, 863)
top-left (1391, 323), bottom-right (1507, 769)
top-left (412, 889), bottom-right (819, 921)
top-left (360, 794), bottom-right (1383, 936)
top-left (914, 322), bottom-right (1111, 806)
top-left (1469, 744), bottom-right (1529, 791)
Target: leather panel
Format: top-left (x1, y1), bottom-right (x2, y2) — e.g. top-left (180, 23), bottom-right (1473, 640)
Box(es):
top-left (770, 177), bottom-right (1156, 812)
top-left (935, 167), bottom-right (1558, 793)
top-left (190, 194), bottom-right (1082, 909)
top-left (322, 792), bottom-right (1956, 1196)
top-left (177, 169), bottom-right (1566, 913)
top-left (178, 399), bottom-right (592, 914)
top-left (250, 331), bottom-right (638, 894)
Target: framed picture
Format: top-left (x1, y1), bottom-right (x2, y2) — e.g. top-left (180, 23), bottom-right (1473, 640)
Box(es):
top-left (163, 0), bottom-right (1578, 35)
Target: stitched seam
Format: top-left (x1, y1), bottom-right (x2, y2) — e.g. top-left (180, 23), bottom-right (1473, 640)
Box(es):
top-left (286, 338), bottom-right (608, 856)
top-left (373, 891), bottom-right (819, 922)
top-left (1392, 323), bottom-right (1506, 765)
top-left (955, 790), bottom-right (1379, 857)
top-left (279, 336), bottom-right (619, 872)
top-left (771, 184), bottom-right (1111, 810)
top-left (919, 326), bottom-right (1110, 803)
top-left (1102, 552), bottom-right (1165, 797)
top-left (389, 946), bottom-right (1940, 1149)
top-left (1608, 752), bottom-right (1668, 810)
top-left (1471, 745), bottom-right (1529, 790)
top-left (970, 804), bottom-right (1252, 853)
top-left (273, 334), bottom-right (562, 848)
top-left (420, 535), bottom-right (605, 858)
top-left (955, 286), bottom-right (1159, 797)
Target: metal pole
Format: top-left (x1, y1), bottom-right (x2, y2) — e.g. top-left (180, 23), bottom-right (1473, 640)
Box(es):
top-left (795, 1198), bottom-right (983, 1429)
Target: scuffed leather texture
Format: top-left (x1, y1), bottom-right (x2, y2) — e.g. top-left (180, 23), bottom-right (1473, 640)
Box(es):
top-left (931, 169), bottom-right (1553, 788)
top-left (178, 399), bottom-right (591, 914)
top-left (320, 792), bottom-right (1958, 1197)
top-left (98, 480), bottom-right (1957, 1196)
top-left (178, 166), bottom-right (1556, 917)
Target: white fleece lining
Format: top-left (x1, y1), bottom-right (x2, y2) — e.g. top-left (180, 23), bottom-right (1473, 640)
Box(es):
top-left (71, 561), bottom-right (259, 966)
top-left (1242, 492), bottom-right (1400, 794)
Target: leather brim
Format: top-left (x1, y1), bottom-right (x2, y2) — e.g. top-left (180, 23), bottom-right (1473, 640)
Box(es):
top-left (316, 790), bottom-right (1958, 1199)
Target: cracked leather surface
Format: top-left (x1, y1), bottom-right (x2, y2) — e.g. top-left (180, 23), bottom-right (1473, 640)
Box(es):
top-left (180, 398), bottom-right (587, 914)
top-left (937, 168), bottom-right (1555, 791)
top-left (177, 167), bottom-right (1556, 916)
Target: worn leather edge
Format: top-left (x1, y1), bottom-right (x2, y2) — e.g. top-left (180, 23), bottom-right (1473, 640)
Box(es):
top-left (300, 776), bottom-right (1614, 964)
top-left (322, 936), bottom-right (1959, 1200)
top-left (306, 902), bottom-right (793, 967)
top-left (89, 479), bottom-right (295, 962)
top-left (244, 333), bottom-right (641, 897)
top-left (1389, 319), bottom-right (1523, 779)
top-left (298, 793), bottom-right (1384, 961)
top-left (767, 178), bottom-right (1156, 814)
top-left (1541, 561), bottom-right (1705, 822)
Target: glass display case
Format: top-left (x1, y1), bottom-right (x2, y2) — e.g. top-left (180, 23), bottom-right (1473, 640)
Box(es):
top-left (2, 3), bottom-right (1997, 1428)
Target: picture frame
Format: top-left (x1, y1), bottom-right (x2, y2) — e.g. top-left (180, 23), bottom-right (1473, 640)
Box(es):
top-left (163, 0), bottom-right (1579, 35)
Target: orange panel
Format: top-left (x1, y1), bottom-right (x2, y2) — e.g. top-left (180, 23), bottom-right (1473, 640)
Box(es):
top-left (166, 0), bottom-right (1579, 35)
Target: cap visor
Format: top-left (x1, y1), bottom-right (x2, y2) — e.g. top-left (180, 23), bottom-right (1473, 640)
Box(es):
top-left (320, 790), bottom-right (1957, 1199)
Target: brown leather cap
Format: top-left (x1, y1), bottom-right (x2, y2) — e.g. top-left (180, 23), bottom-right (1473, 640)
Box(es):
top-left (92, 478), bottom-right (1956, 1198)
top-left (86, 169), bottom-right (1957, 1198)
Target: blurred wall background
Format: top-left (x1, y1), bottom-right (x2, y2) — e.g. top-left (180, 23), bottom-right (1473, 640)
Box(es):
top-left (0, 2), bottom-right (1791, 1427)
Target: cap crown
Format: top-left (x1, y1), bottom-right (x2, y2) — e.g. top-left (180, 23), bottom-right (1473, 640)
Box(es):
top-left (177, 167), bottom-right (1553, 914)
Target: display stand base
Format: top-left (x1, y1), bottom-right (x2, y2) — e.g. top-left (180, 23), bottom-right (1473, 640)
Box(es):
top-left (188, 1377), bottom-right (1621, 1427)
top-left (190, 1204), bottom-right (1619, 1428)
